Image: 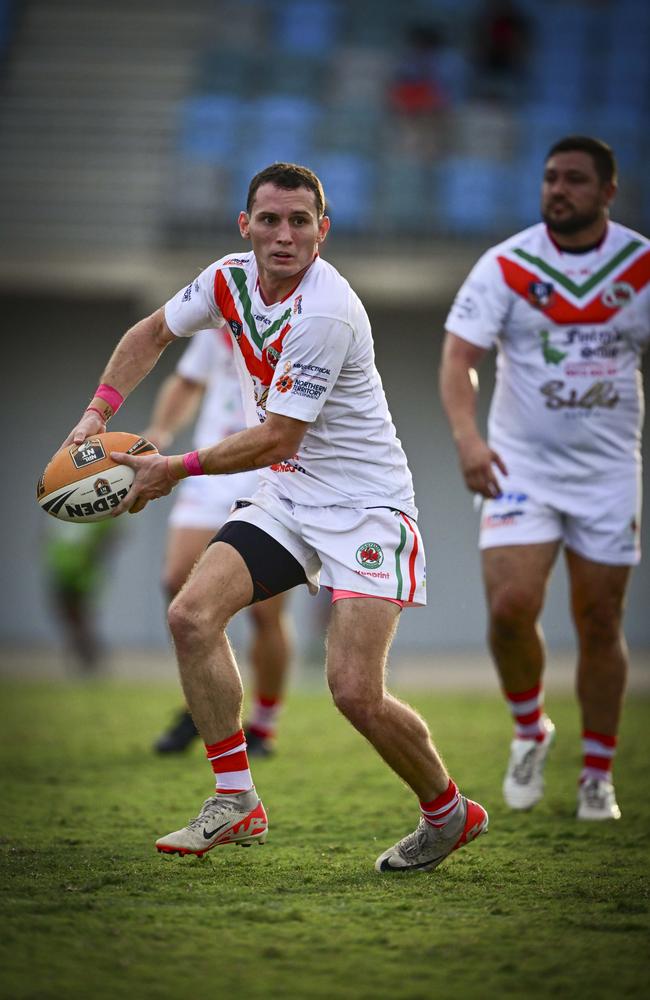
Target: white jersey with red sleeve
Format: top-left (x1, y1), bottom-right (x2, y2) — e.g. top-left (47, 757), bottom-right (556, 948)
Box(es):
top-left (164, 252), bottom-right (417, 517)
top-left (445, 221), bottom-right (650, 480)
top-left (175, 327), bottom-right (247, 448)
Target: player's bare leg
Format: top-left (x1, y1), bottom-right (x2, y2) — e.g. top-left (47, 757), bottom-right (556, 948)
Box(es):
top-left (326, 598), bottom-right (487, 872)
top-left (482, 542), bottom-right (560, 809)
top-left (156, 543), bottom-right (267, 857)
top-left (245, 593), bottom-right (291, 755)
top-left (566, 549), bottom-right (630, 820)
top-left (168, 541), bottom-right (253, 741)
top-left (154, 526), bottom-right (216, 752)
top-left (482, 542), bottom-right (560, 692)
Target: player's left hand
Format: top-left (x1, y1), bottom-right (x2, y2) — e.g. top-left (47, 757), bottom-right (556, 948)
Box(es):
top-left (109, 451), bottom-right (178, 516)
top-left (58, 409), bottom-right (106, 453)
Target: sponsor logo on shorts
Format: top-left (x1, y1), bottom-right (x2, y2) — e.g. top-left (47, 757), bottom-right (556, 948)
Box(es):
top-left (72, 440), bottom-right (106, 468)
top-left (527, 281), bottom-right (555, 309)
top-left (482, 510), bottom-right (525, 529)
top-left (356, 542), bottom-right (384, 569)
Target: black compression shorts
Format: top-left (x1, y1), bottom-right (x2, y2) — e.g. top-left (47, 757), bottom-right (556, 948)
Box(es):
top-left (210, 519), bottom-right (308, 603)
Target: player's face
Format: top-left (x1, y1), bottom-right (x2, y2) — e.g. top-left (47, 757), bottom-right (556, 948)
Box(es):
top-left (239, 183), bottom-right (330, 300)
top-left (541, 151), bottom-right (615, 236)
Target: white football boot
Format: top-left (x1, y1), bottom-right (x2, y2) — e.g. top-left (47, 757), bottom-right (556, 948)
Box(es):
top-left (375, 796), bottom-right (488, 873)
top-left (156, 789), bottom-right (268, 857)
top-left (577, 777), bottom-right (621, 821)
top-left (503, 715), bottom-right (556, 810)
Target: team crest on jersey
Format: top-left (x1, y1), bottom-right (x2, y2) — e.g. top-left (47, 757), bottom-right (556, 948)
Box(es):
top-left (356, 542), bottom-right (384, 569)
top-left (229, 320), bottom-right (243, 340)
top-left (266, 345), bottom-right (281, 368)
top-left (601, 282), bottom-right (635, 309)
top-left (527, 281), bottom-right (555, 309)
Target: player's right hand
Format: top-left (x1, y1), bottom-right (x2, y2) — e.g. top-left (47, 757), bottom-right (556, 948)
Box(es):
top-left (58, 409), bottom-right (107, 453)
top-left (457, 434), bottom-right (507, 498)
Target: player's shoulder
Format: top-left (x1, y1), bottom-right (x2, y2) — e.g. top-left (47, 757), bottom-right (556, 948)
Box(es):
top-left (298, 256), bottom-right (356, 321)
top-left (212, 250), bottom-right (256, 273)
top-left (466, 224), bottom-right (545, 274)
top-left (607, 220), bottom-right (650, 249)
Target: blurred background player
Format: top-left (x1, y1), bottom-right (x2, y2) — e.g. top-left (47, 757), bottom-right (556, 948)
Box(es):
top-left (43, 518), bottom-right (119, 674)
top-left (146, 327), bottom-right (291, 755)
top-left (440, 136), bottom-right (650, 821)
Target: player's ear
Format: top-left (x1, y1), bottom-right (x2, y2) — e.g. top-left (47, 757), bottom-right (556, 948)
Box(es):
top-left (317, 215), bottom-right (330, 243)
top-left (238, 211), bottom-right (251, 239)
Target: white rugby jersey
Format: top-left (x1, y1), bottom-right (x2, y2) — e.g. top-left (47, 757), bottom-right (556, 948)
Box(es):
top-left (445, 221), bottom-right (650, 479)
top-left (176, 328), bottom-right (247, 448)
top-left (165, 252), bottom-right (416, 515)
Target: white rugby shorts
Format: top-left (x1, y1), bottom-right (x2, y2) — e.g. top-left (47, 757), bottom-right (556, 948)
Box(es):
top-left (225, 493), bottom-right (427, 606)
top-left (479, 465), bottom-right (641, 565)
top-left (168, 470), bottom-right (260, 531)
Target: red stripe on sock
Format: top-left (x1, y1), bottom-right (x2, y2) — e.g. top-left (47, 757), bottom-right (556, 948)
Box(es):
top-left (583, 730), bottom-right (617, 748)
top-left (204, 728), bottom-right (246, 760)
top-left (506, 684), bottom-right (541, 703)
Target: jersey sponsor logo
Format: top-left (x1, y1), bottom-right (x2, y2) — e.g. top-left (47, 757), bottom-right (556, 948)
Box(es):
top-left (293, 294), bottom-right (303, 315)
top-left (229, 320), bottom-right (243, 340)
top-left (181, 280), bottom-right (199, 302)
top-left (72, 440), bottom-right (106, 468)
top-left (540, 379), bottom-right (620, 411)
top-left (601, 282), bottom-right (635, 308)
top-left (291, 379), bottom-right (326, 400)
top-left (356, 542), bottom-right (384, 569)
top-left (254, 313), bottom-right (272, 326)
top-left (451, 292), bottom-right (479, 320)
top-left (539, 329), bottom-right (567, 365)
top-left (528, 281), bottom-right (555, 309)
top-left (270, 456), bottom-right (307, 474)
top-left (223, 257), bottom-right (250, 266)
top-left (275, 374), bottom-right (294, 393)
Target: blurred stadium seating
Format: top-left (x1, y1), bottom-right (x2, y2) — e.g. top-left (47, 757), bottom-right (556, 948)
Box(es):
top-left (0, 0), bottom-right (647, 250)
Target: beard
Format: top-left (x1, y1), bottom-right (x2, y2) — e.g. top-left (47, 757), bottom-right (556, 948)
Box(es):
top-left (542, 202), bottom-right (602, 235)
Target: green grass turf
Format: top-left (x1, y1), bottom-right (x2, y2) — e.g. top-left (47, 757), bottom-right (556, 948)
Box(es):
top-left (0, 678), bottom-right (648, 1000)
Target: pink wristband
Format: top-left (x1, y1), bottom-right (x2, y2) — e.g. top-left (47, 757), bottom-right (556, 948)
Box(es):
top-left (95, 383), bottom-right (124, 415)
top-left (182, 450), bottom-right (204, 476)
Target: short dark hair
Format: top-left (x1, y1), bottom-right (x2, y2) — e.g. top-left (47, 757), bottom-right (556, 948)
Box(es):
top-left (545, 135), bottom-right (617, 186)
top-left (246, 162), bottom-right (326, 217)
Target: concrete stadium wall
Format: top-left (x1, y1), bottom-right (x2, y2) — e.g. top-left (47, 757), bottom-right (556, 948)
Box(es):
top-left (2, 291), bottom-right (649, 658)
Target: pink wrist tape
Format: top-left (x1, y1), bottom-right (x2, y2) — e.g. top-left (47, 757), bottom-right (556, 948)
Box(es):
top-left (95, 383), bottom-right (124, 415)
top-left (182, 450), bottom-right (204, 476)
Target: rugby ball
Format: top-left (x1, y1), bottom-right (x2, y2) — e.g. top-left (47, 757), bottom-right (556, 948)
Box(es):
top-left (37, 432), bottom-right (158, 523)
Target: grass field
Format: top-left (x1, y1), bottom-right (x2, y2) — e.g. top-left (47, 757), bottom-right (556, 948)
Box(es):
top-left (1, 678), bottom-right (648, 1000)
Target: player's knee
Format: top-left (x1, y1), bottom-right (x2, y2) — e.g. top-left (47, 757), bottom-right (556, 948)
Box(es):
top-left (328, 672), bottom-right (378, 729)
top-left (489, 587), bottom-right (541, 633)
top-left (168, 591), bottom-right (217, 647)
top-left (574, 599), bottom-right (623, 645)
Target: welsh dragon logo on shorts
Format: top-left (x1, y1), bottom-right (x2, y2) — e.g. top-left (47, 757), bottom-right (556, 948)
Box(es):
top-left (356, 542), bottom-right (384, 569)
